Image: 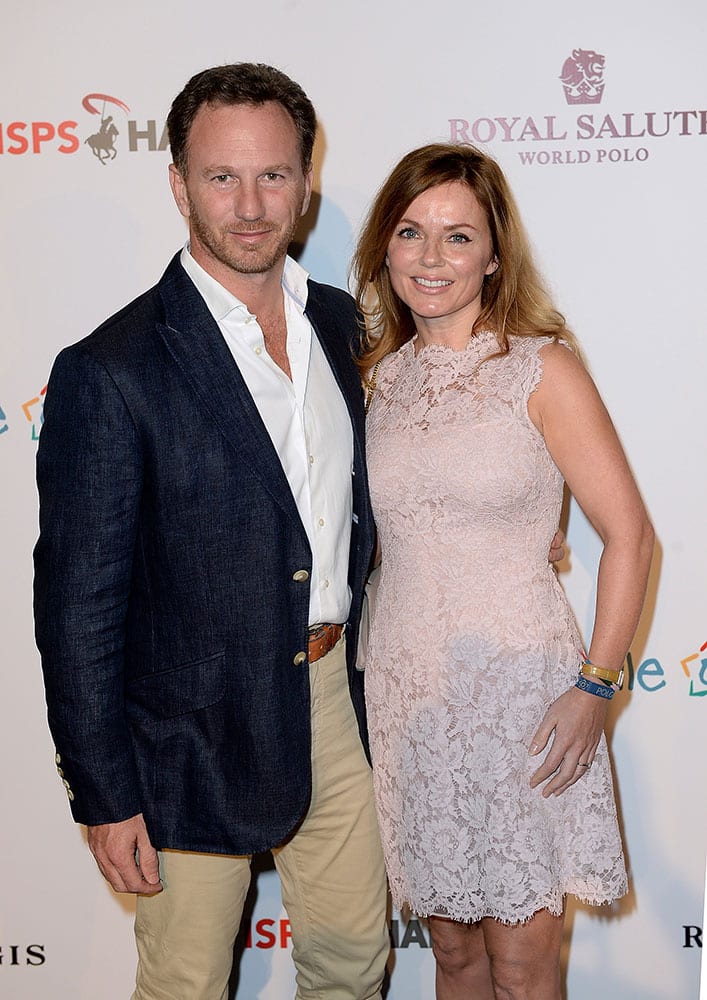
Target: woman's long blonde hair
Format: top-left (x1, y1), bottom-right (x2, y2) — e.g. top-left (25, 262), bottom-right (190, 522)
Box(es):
top-left (351, 143), bottom-right (578, 376)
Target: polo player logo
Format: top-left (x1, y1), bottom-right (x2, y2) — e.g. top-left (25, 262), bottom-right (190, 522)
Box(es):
top-left (82, 93), bottom-right (131, 165)
top-left (559, 49), bottom-right (606, 105)
top-left (86, 115), bottom-right (119, 163)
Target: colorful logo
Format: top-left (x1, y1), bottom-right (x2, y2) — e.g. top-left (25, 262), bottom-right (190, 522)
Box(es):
top-left (624, 638), bottom-right (707, 697)
top-left (22, 385), bottom-right (46, 441)
top-left (83, 93), bottom-right (131, 165)
top-left (680, 640), bottom-right (707, 697)
top-left (560, 49), bottom-right (606, 105)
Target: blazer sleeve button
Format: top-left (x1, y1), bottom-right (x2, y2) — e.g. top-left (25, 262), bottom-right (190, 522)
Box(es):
top-left (292, 570), bottom-right (310, 582)
top-left (293, 651), bottom-right (307, 666)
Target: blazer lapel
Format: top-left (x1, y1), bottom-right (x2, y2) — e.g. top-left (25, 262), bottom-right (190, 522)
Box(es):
top-left (155, 255), bottom-right (306, 534)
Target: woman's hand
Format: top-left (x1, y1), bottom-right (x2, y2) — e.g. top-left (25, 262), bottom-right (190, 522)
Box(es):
top-left (528, 685), bottom-right (609, 797)
top-left (548, 529), bottom-right (565, 564)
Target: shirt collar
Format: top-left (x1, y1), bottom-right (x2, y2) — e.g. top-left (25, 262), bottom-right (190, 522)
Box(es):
top-left (179, 243), bottom-right (310, 322)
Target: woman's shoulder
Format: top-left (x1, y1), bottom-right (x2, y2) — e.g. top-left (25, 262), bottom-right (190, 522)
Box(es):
top-left (509, 335), bottom-right (582, 375)
top-left (497, 335), bottom-right (582, 405)
top-left (508, 333), bottom-right (567, 355)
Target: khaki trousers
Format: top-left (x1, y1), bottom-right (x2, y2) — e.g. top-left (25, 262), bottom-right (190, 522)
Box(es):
top-left (132, 636), bottom-right (389, 1000)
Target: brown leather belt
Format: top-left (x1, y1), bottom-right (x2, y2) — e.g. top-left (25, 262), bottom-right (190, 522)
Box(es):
top-left (307, 623), bottom-right (344, 663)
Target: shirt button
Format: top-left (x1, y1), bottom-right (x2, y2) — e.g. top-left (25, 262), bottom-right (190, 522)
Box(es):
top-left (318, 517), bottom-right (325, 527)
top-left (292, 569), bottom-right (309, 582)
top-left (254, 346), bottom-right (262, 355)
top-left (293, 651), bottom-right (307, 666)
top-left (322, 579), bottom-right (330, 589)
top-left (309, 455), bottom-right (314, 465)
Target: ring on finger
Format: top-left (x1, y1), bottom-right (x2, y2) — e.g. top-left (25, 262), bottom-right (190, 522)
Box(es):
top-left (576, 761), bottom-right (592, 769)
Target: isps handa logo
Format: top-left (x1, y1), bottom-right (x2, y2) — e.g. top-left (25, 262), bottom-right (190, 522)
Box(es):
top-left (0, 91), bottom-right (168, 162)
top-left (449, 47), bottom-right (706, 167)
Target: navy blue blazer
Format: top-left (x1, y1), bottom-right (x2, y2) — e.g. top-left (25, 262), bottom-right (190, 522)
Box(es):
top-left (33, 253), bottom-right (375, 855)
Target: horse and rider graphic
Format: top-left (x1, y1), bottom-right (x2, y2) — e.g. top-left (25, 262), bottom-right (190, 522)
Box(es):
top-left (82, 92), bottom-right (130, 165)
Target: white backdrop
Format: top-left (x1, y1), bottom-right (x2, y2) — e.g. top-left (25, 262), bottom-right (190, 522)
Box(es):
top-left (1, 1), bottom-right (705, 997)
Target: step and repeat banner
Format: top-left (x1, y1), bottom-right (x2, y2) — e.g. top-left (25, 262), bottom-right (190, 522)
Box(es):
top-left (1, 2), bottom-right (705, 998)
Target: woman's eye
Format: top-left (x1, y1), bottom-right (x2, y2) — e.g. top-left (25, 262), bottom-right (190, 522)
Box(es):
top-left (397, 227), bottom-right (418, 239)
top-left (449, 233), bottom-right (471, 243)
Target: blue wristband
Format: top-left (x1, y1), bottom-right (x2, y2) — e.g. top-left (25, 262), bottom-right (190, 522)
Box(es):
top-left (575, 674), bottom-right (614, 700)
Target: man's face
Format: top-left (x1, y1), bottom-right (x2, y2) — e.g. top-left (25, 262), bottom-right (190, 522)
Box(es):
top-left (169, 101), bottom-right (312, 287)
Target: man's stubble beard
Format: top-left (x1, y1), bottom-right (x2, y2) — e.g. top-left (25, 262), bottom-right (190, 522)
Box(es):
top-left (188, 197), bottom-right (302, 277)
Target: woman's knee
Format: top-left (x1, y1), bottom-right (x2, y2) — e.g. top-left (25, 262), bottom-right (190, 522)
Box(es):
top-left (429, 918), bottom-right (484, 976)
top-left (488, 952), bottom-right (561, 999)
top-left (431, 935), bottom-right (469, 975)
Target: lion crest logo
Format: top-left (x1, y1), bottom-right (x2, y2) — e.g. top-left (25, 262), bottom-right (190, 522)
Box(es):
top-left (560, 49), bottom-right (606, 105)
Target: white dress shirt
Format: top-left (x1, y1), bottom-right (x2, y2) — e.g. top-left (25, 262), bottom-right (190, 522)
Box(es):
top-left (180, 246), bottom-right (354, 627)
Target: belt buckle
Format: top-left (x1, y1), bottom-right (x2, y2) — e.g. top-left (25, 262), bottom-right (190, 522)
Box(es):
top-left (307, 623), bottom-right (340, 663)
top-left (308, 623), bottom-right (331, 643)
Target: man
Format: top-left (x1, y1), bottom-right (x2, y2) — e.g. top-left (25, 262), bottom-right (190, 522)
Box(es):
top-left (34, 63), bottom-right (389, 1000)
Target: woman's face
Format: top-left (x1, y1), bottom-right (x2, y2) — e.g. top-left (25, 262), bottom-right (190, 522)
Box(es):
top-left (385, 180), bottom-right (497, 334)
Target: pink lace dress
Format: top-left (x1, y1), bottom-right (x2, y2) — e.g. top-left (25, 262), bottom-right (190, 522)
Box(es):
top-left (364, 331), bottom-right (627, 924)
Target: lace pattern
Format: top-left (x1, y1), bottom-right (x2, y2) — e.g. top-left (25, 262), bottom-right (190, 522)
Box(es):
top-left (365, 332), bottom-right (627, 924)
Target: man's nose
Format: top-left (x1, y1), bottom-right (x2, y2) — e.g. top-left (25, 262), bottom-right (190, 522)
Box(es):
top-left (233, 180), bottom-right (265, 221)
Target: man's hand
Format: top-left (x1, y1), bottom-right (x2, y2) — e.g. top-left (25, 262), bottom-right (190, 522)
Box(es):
top-left (549, 529), bottom-right (565, 564)
top-left (87, 813), bottom-right (162, 894)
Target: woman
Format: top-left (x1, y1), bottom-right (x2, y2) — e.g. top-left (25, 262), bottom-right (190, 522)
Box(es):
top-left (353, 144), bottom-right (654, 999)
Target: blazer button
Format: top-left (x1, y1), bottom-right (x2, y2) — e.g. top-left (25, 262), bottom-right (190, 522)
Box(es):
top-left (55, 752), bottom-right (62, 765)
top-left (292, 570), bottom-right (309, 582)
top-left (293, 651), bottom-right (307, 666)
top-left (67, 789), bottom-right (75, 802)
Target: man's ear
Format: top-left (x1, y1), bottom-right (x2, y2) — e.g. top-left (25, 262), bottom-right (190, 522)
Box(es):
top-left (301, 165), bottom-right (314, 217)
top-left (169, 164), bottom-right (190, 219)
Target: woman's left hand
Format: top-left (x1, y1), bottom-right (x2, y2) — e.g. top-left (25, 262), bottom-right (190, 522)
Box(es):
top-left (528, 686), bottom-right (609, 797)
